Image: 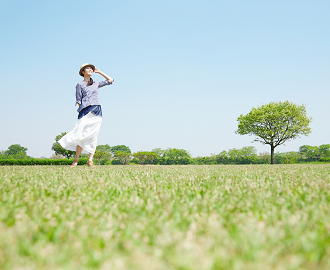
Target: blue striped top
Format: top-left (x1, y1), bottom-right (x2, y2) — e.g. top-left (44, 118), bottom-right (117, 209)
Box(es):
top-left (75, 80), bottom-right (112, 112)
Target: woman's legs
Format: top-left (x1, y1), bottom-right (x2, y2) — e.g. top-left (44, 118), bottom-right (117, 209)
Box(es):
top-left (75, 145), bottom-right (83, 162)
top-left (74, 145), bottom-right (94, 166)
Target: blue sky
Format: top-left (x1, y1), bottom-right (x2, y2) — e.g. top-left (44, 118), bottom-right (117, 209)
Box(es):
top-left (1, 0), bottom-right (329, 157)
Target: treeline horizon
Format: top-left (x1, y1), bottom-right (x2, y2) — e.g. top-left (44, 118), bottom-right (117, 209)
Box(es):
top-left (1, 101), bottom-right (316, 165)
top-left (1, 143), bottom-right (330, 165)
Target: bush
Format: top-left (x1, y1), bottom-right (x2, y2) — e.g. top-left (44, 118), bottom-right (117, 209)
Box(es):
top-left (274, 152), bottom-right (301, 164)
top-left (115, 151), bottom-right (131, 165)
top-left (130, 158), bottom-right (140, 165)
top-left (111, 159), bottom-right (121, 165)
top-left (0, 158), bottom-right (88, 166)
top-left (133, 151), bottom-right (158, 165)
top-left (104, 160), bottom-right (112, 165)
top-left (152, 157), bottom-right (191, 165)
top-left (190, 156), bottom-right (217, 165)
top-left (319, 157), bottom-right (330, 162)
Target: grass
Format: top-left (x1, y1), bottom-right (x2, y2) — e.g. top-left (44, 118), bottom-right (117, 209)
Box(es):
top-left (0, 164), bottom-right (330, 269)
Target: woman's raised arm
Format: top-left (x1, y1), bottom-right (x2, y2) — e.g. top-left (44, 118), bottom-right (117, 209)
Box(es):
top-left (94, 68), bottom-right (114, 83)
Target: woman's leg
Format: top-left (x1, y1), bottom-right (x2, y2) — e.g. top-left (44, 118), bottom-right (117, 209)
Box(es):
top-left (88, 153), bottom-right (94, 162)
top-left (75, 145), bottom-right (83, 161)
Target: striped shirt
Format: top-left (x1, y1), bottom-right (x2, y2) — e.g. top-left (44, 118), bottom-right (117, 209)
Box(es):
top-left (75, 80), bottom-right (112, 112)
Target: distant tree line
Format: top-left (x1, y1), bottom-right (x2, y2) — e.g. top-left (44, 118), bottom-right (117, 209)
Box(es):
top-left (85, 144), bottom-right (330, 165)
top-left (1, 143), bottom-right (330, 165)
top-left (93, 145), bottom-right (192, 165)
top-left (1, 100), bottom-right (316, 165)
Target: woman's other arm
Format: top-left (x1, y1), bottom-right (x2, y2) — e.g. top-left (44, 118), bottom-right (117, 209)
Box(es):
top-left (76, 84), bottom-right (82, 106)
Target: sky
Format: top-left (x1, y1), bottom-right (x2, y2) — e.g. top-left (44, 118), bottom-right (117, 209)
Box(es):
top-left (0, 0), bottom-right (329, 158)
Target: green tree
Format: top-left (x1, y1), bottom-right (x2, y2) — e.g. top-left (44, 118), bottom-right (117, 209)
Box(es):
top-left (227, 148), bottom-right (241, 162)
top-left (217, 150), bottom-right (229, 164)
top-left (96, 144), bottom-right (112, 153)
top-left (319, 144), bottom-right (330, 158)
top-left (4, 144), bottom-right (29, 159)
top-left (96, 144), bottom-right (113, 164)
top-left (274, 151), bottom-right (301, 164)
top-left (299, 145), bottom-right (320, 161)
top-left (5, 144), bottom-right (28, 156)
top-left (258, 152), bottom-right (271, 164)
top-left (236, 101), bottom-right (312, 164)
top-left (239, 146), bottom-right (257, 157)
top-left (146, 152), bottom-right (158, 164)
top-left (299, 144), bottom-right (330, 161)
top-left (227, 146), bottom-right (258, 164)
top-left (51, 132), bottom-right (75, 159)
top-left (94, 150), bottom-right (106, 165)
top-left (114, 151), bottom-right (131, 165)
top-left (151, 148), bottom-right (165, 157)
top-left (133, 151), bottom-right (158, 165)
top-left (164, 148), bottom-right (191, 159)
top-left (111, 145), bottom-right (131, 155)
top-left (0, 150), bottom-right (6, 159)
top-left (217, 146), bottom-right (258, 164)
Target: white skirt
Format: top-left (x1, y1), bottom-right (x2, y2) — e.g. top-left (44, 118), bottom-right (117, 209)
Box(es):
top-left (59, 112), bottom-right (102, 155)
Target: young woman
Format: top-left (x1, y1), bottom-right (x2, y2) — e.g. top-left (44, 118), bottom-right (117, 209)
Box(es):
top-left (59, 63), bottom-right (114, 167)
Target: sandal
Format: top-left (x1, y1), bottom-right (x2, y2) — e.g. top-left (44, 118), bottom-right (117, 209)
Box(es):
top-left (70, 160), bottom-right (78, 167)
top-left (87, 161), bottom-right (96, 167)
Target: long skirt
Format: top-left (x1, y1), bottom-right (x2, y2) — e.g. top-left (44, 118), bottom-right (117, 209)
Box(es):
top-left (59, 105), bottom-right (102, 155)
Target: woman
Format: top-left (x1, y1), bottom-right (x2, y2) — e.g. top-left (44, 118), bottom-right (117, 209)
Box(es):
top-left (59, 63), bottom-right (114, 167)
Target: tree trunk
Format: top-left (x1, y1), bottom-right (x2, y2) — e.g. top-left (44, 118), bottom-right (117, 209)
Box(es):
top-left (270, 144), bottom-right (275, 164)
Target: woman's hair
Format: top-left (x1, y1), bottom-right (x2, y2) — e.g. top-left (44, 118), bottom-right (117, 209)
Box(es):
top-left (87, 77), bottom-right (94, 86)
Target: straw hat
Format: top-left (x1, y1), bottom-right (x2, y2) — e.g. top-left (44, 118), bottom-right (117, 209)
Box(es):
top-left (79, 63), bottom-right (95, 77)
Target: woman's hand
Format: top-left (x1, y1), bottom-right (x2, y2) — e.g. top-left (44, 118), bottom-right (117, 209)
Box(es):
top-left (95, 68), bottom-right (113, 82)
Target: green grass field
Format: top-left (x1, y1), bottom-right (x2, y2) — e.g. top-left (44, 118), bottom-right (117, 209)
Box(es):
top-left (1, 165), bottom-right (330, 269)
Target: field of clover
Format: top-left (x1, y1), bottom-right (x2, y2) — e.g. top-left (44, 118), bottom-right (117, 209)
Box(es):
top-left (0, 164), bottom-right (330, 270)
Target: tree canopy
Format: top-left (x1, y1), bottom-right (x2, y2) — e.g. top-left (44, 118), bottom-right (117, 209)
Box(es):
top-left (110, 145), bottom-right (131, 155)
top-left (96, 144), bottom-right (112, 152)
top-left (51, 132), bottom-right (75, 159)
top-left (6, 144), bottom-right (28, 155)
top-left (217, 146), bottom-right (259, 164)
top-left (94, 150), bottom-right (107, 165)
top-left (163, 148), bottom-right (191, 159)
top-left (0, 144), bottom-right (30, 159)
top-left (151, 148), bottom-right (165, 157)
top-left (299, 144), bottom-right (330, 161)
top-left (114, 151), bottom-right (131, 165)
top-left (133, 151), bottom-right (158, 165)
top-left (236, 101), bottom-right (312, 164)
